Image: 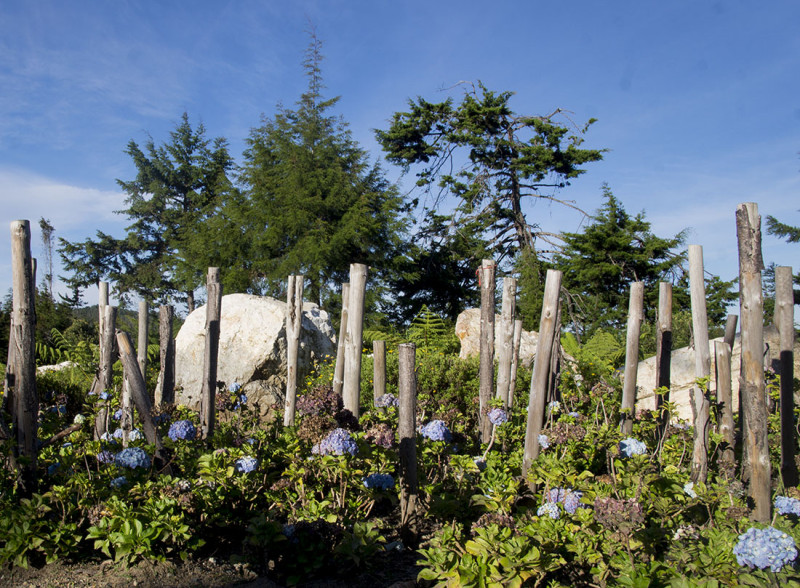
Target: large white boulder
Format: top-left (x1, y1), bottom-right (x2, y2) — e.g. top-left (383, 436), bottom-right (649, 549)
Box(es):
top-left (455, 308), bottom-right (540, 368)
top-left (175, 293), bottom-right (336, 417)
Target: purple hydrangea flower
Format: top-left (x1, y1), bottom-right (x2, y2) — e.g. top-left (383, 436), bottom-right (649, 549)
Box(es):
top-left (168, 419), bottom-right (197, 442)
top-left (420, 420), bottom-right (452, 442)
top-left (313, 428), bottom-right (358, 456)
top-left (234, 456), bottom-right (259, 473)
top-left (537, 502), bottom-right (560, 519)
top-left (96, 450), bottom-right (115, 464)
top-left (619, 437), bottom-right (647, 458)
top-left (229, 382), bottom-right (242, 393)
top-left (110, 476), bottom-right (128, 488)
top-left (99, 391), bottom-right (111, 401)
top-left (375, 393), bottom-right (399, 408)
top-left (488, 408), bottom-right (508, 426)
top-left (775, 496), bottom-right (800, 516)
top-left (547, 487), bottom-right (584, 514)
top-left (363, 473), bottom-right (395, 490)
top-left (114, 447), bottom-right (150, 469)
top-left (113, 409), bottom-right (122, 421)
top-left (733, 526), bottom-right (797, 572)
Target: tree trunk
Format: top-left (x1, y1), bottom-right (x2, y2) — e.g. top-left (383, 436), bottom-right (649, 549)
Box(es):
top-left (478, 259), bottom-right (496, 443)
top-left (689, 245), bottom-right (711, 483)
top-left (736, 202), bottom-right (770, 523)
top-left (522, 269), bottom-right (562, 482)
top-left (620, 282), bottom-right (644, 435)
top-left (343, 265), bottom-right (367, 417)
top-left (154, 305), bottom-right (175, 406)
top-left (200, 268), bottom-right (222, 439)
top-left (398, 343), bottom-right (418, 547)
top-left (775, 265), bottom-right (798, 487)
top-left (332, 283), bottom-right (350, 398)
top-left (496, 277), bottom-right (516, 408)
top-left (284, 275), bottom-right (304, 427)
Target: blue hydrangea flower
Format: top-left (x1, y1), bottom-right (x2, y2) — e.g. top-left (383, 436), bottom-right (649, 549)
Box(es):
top-left (548, 487), bottom-right (584, 514)
top-left (375, 393), bottom-right (399, 408)
top-left (619, 437), bottom-right (647, 458)
top-left (110, 476), bottom-right (128, 488)
top-left (115, 447), bottom-right (150, 469)
top-left (488, 408), bottom-right (508, 426)
top-left (229, 382), bottom-right (241, 393)
top-left (538, 434), bottom-right (550, 449)
top-left (684, 481), bottom-right (698, 499)
top-left (99, 391), bottom-right (111, 401)
top-left (96, 450), bottom-right (115, 464)
top-left (363, 473), bottom-right (395, 490)
top-left (128, 429), bottom-right (143, 441)
top-left (313, 428), bottom-right (359, 456)
top-left (234, 456), bottom-right (259, 473)
top-left (775, 496), bottom-right (800, 516)
top-left (568, 411), bottom-right (579, 418)
top-left (547, 400), bottom-right (561, 413)
top-left (47, 463), bottom-right (60, 476)
top-left (733, 526), bottom-right (798, 572)
top-left (168, 419), bottom-right (197, 441)
top-left (112, 428), bottom-right (124, 440)
top-left (537, 502), bottom-right (560, 519)
top-left (420, 420), bottom-right (452, 442)
top-left (113, 409), bottom-right (122, 421)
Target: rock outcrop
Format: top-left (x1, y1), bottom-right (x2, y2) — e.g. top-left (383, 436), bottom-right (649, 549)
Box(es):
top-left (455, 308), bottom-right (540, 368)
top-left (175, 293), bottom-right (336, 418)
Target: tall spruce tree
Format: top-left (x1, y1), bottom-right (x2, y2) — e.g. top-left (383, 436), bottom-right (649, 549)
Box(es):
top-left (59, 113), bottom-right (235, 310)
top-left (236, 35), bottom-right (407, 310)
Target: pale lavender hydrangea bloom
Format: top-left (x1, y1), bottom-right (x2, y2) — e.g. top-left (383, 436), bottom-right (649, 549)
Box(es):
top-left (537, 502), bottom-right (560, 519)
top-left (375, 393), bottom-right (399, 408)
top-left (96, 450), bottom-right (115, 464)
top-left (488, 408), bottom-right (508, 426)
top-left (733, 526), bottom-right (797, 572)
top-left (538, 434), bottom-right (550, 449)
top-left (548, 487), bottom-right (584, 514)
top-left (115, 447), bottom-right (150, 469)
top-left (363, 473), bottom-right (395, 490)
top-left (168, 419), bottom-right (197, 441)
top-left (420, 420), bottom-right (452, 442)
top-left (110, 476), bottom-right (128, 488)
top-left (683, 481), bottom-right (697, 499)
top-left (619, 437), bottom-right (647, 458)
top-left (313, 428), bottom-right (358, 456)
top-left (775, 496), bottom-right (800, 516)
top-left (234, 456), bottom-right (259, 473)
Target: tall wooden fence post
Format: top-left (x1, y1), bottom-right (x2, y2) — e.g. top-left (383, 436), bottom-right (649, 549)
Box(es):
top-left (508, 319), bottom-right (523, 410)
top-left (398, 342), bottom-right (418, 546)
top-left (373, 340), bottom-right (386, 407)
top-left (496, 277), bottom-right (517, 409)
top-left (522, 269), bottom-right (562, 482)
top-left (343, 265), bottom-right (367, 417)
top-left (332, 283), bottom-right (350, 397)
top-left (689, 245), bottom-right (712, 483)
top-left (90, 281), bottom-right (110, 395)
top-left (478, 259), bottom-right (496, 442)
top-left (94, 305), bottom-right (117, 440)
top-left (736, 202), bottom-right (770, 522)
top-left (154, 305), bottom-right (175, 406)
top-left (200, 268), bottom-right (223, 439)
top-left (775, 265), bottom-right (798, 487)
top-left (137, 301), bottom-right (148, 385)
top-left (655, 282), bottom-right (673, 442)
top-left (284, 275), bottom-right (304, 427)
top-left (715, 340), bottom-right (735, 473)
top-left (10, 220), bottom-right (38, 495)
top-left (620, 282), bottom-right (644, 435)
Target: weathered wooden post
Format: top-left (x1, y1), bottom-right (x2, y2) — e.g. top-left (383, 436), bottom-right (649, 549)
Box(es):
top-left (332, 283), bottom-right (350, 397)
top-left (508, 319), bottom-right (523, 410)
top-left (343, 265), bottom-right (367, 417)
top-left (137, 301), bottom-right (148, 383)
top-left (478, 259), bottom-right (496, 443)
top-left (199, 268), bottom-right (223, 439)
top-left (724, 314), bottom-right (738, 349)
top-left (94, 304), bottom-right (117, 440)
top-left (689, 245), bottom-right (711, 483)
top-left (775, 266), bottom-right (798, 487)
top-left (373, 340), bottom-right (386, 407)
top-left (736, 202), bottom-right (770, 522)
top-left (620, 282), bottom-right (644, 435)
top-left (522, 269), bottom-right (562, 482)
top-left (496, 277), bottom-right (517, 408)
top-left (655, 282), bottom-right (673, 440)
top-left (715, 340), bottom-right (735, 472)
top-left (284, 275), bottom-right (304, 427)
top-left (10, 220), bottom-right (38, 495)
top-left (398, 342), bottom-right (418, 546)
top-left (154, 305), bottom-right (175, 406)
top-left (90, 281), bottom-right (110, 395)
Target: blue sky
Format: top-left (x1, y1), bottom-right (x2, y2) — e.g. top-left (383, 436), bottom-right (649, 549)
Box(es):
top-left (1, 0), bottom-right (799, 311)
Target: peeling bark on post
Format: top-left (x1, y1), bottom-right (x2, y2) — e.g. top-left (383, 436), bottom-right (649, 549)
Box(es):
top-left (200, 268), bottom-right (222, 439)
top-left (343, 265), bottom-right (367, 417)
top-left (373, 340), bottom-right (386, 408)
top-left (10, 220), bottom-right (38, 495)
top-left (689, 245), bottom-right (711, 483)
top-left (736, 202), bottom-right (770, 523)
top-left (775, 266), bottom-right (798, 487)
top-left (620, 282), bottom-right (644, 435)
top-left (94, 305), bottom-right (117, 440)
top-left (715, 341), bottom-right (735, 472)
top-left (284, 275), bottom-right (304, 427)
top-left (478, 259), bottom-right (496, 443)
top-left (508, 319), bottom-right (523, 410)
top-left (332, 283), bottom-right (350, 397)
top-left (154, 305), bottom-right (175, 407)
top-left (655, 282), bottom-right (673, 441)
top-left (398, 343), bottom-right (418, 547)
top-left (522, 269), bottom-right (562, 482)
top-left (496, 277), bottom-right (517, 408)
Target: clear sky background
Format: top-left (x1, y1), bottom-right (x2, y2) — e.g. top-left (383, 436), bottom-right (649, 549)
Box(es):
top-left (1, 0), bottom-right (798, 312)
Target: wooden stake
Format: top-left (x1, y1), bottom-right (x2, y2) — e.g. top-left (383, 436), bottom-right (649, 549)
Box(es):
top-left (332, 283), bottom-right (350, 397)
top-left (343, 265), bottom-right (367, 417)
top-left (154, 305), bottom-right (175, 406)
top-left (200, 268), bottom-right (222, 439)
top-left (496, 277), bottom-right (517, 408)
top-left (508, 319), bottom-right (523, 410)
top-left (620, 282), bottom-right (644, 435)
top-left (398, 343), bottom-right (418, 546)
top-left (689, 245), bottom-right (711, 483)
top-left (715, 340), bottom-right (735, 472)
top-left (284, 275), bottom-right (304, 427)
top-left (655, 282), bottom-right (673, 440)
top-left (775, 266), bottom-right (798, 487)
top-left (478, 259), bottom-right (496, 443)
top-left (373, 340), bottom-right (386, 408)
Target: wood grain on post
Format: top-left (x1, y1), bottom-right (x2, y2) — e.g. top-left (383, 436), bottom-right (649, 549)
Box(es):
top-left (736, 202), bottom-right (770, 522)
top-left (93, 305), bottom-right (117, 440)
top-left (655, 282), bottom-right (673, 439)
top-left (200, 268), bottom-right (223, 439)
top-left (343, 265), bottom-right (367, 417)
top-left (397, 343), bottom-right (418, 546)
top-left (620, 282), bottom-right (644, 435)
top-left (522, 269), bottom-right (562, 481)
top-left (775, 265), bottom-right (798, 487)
top-left (137, 301), bottom-right (148, 382)
top-left (332, 283), bottom-right (350, 397)
top-left (688, 245), bottom-right (712, 483)
top-left (154, 305), bottom-right (175, 406)
top-left (478, 259), bottom-right (496, 443)
top-left (373, 340), bottom-right (386, 407)
top-left (724, 314), bottom-right (738, 349)
top-left (496, 277), bottom-right (517, 408)
top-left (90, 282), bottom-right (110, 395)
top-left (10, 220), bottom-right (38, 495)
top-left (508, 319), bottom-right (523, 410)
top-left (284, 275), bottom-right (304, 427)
top-left (715, 341), bottom-right (735, 471)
